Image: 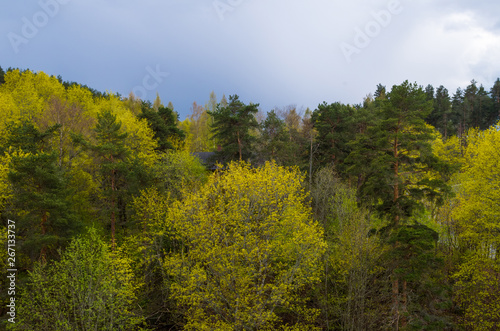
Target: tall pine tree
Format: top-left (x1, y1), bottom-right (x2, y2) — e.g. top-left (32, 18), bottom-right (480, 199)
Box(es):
top-left (72, 110), bottom-right (129, 247)
top-left (6, 121), bottom-right (81, 262)
top-left (347, 81), bottom-right (451, 328)
top-left (208, 95), bottom-right (259, 163)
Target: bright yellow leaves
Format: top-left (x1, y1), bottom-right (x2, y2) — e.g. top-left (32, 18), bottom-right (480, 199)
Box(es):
top-left (453, 125), bottom-right (500, 251)
top-left (452, 123), bottom-right (500, 329)
top-left (94, 96), bottom-right (158, 168)
top-left (164, 161), bottom-right (326, 330)
top-left (454, 254), bottom-right (500, 331)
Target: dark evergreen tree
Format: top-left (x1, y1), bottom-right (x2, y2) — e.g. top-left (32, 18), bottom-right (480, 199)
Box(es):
top-left (207, 95), bottom-right (259, 163)
top-left (435, 86), bottom-right (452, 138)
top-left (347, 81), bottom-right (451, 328)
top-left (0, 66), bottom-right (5, 85)
top-left (424, 84), bottom-right (435, 101)
top-left (475, 84), bottom-right (492, 129)
top-left (312, 102), bottom-right (355, 174)
top-left (490, 78), bottom-right (500, 124)
top-left (451, 88), bottom-right (464, 137)
top-left (463, 80), bottom-right (478, 130)
top-left (426, 86), bottom-right (452, 138)
top-left (368, 82), bottom-right (448, 221)
top-left (6, 121), bottom-right (81, 263)
top-left (138, 103), bottom-right (185, 151)
top-left (72, 110), bottom-right (130, 247)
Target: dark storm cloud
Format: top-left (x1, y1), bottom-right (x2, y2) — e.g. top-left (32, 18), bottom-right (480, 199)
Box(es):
top-left (1, 0), bottom-right (499, 118)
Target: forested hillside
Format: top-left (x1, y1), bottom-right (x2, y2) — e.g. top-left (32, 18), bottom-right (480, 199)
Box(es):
top-left (1, 67), bottom-right (499, 330)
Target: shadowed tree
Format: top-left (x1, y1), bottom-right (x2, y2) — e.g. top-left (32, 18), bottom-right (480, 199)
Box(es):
top-left (312, 102), bottom-right (356, 174)
top-left (346, 81), bottom-right (451, 329)
top-left (6, 121), bottom-right (81, 262)
top-left (490, 78), bottom-right (500, 123)
top-left (72, 110), bottom-right (129, 247)
top-left (138, 104), bottom-right (185, 152)
top-left (0, 66), bottom-right (5, 85)
top-left (208, 94), bottom-right (259, 163)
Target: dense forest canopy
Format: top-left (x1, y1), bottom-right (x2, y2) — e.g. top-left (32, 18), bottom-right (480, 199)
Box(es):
top-left (1, 66), bottom-right (500, 330)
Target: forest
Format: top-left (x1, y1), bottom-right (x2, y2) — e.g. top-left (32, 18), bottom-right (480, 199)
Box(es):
top-left (0, 66), bottom-right (499, 330)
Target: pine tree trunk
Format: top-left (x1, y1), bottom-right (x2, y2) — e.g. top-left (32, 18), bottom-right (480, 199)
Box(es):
top-left (402, 279), bottom-right (408, 327)
top-left (392, 278), bottom-right (399, 330)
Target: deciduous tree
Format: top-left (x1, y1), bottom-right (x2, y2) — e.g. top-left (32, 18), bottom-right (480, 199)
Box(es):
top-left (11, 229), bottom-right (144, 331)
top-left (165, 161), bottom-right (326, 330)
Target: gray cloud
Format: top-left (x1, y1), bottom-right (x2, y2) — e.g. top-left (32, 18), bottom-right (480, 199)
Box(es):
top-left (1, 0), bottom-right (499, 118)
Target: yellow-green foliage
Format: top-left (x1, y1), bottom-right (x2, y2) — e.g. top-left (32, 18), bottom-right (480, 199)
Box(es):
top-left (432, 134), bottom-right (463, 171)
top-left (0, 91), bottom-right (19, 143)
top-left (95, 95), bottom-right (158, 168)
top-left (453, 125), bottom-right (500, 249)
top-left (311, 167), bottom-right (382, 329)
top-left (10, 229), bottom-right (144, 331)
top-left (452, 123), bottom-right (500, 329)
top-left (454, 254), bottom-right (500, 331)
top-left (0, 153), bottom-right (13, 214)
top-left (0, 70), bottom-right (46, 121)
top-left (155, 150), bottom-right (208, 200)
top-left (165, 161), bottom-right (326, 330)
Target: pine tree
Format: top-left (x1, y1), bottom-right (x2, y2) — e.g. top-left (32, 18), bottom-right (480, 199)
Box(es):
top-left (426, 86), bottom-right (452, 138)
top-left (72, 110), bottom-right (129, 247)
top-left (138, 104), bottom-right (185, 152)
top-left (490, 78), bottom-right (500, 123)
top-left (451, 88), bottom-right (464, 138)
top-left (6, 121), bottom-right (81, 262)
top-left (435, 85), bottom-right (452, 138)
top-left (208, 95), bottom-right (259, 163)
top-left (312, 102), bottom-right (356, 174)
top-left (0, 66), bottom-right (5, 85)
top-left (463, 80), bottom-right (478, 130)
top-left (424, 84), bottom-right (435, 101)
top-left (347, 81), bottom-right (451, 328)
top-left (476, 84), bottom-right (492, 129)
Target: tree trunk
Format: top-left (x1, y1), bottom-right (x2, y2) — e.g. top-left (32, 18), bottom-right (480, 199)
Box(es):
top-left (392, 278), bottom-right (399, 330)
top-left (401, 279), bottom-right (408, 327)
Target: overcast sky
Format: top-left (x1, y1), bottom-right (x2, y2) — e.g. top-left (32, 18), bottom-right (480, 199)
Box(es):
top-left (2, 0), bottom-right (500, 119)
